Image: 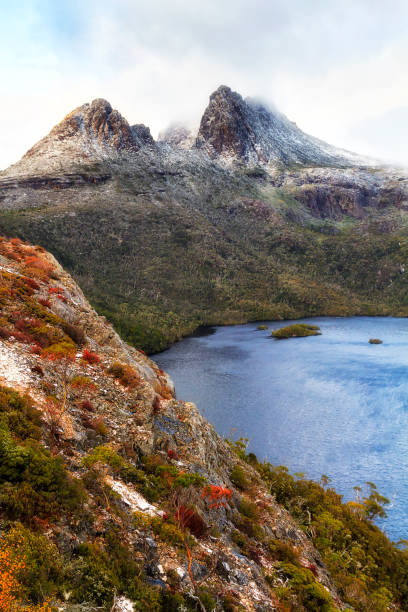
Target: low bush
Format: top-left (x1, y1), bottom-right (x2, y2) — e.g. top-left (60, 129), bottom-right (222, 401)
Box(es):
top-left (239, 498), bottom-right (258, 520)
top-left (268, 539), bottom-right (299, 564)
top-left (108, 361), bottom-right (141, 389)
top-left (82, 349), bottom-right (101, 364)
top-left (230, 464), bottom-right (249, 490)
top-left (81, 400), bottom-right (94, 411)
top-left (279, 563), bottom-right (334, 611)
top-left (0, 385), bottom-right (84, 523)
top-left (68, 531), bottom-right (163, 609)
top-left (5, 523), bottom-right (65, 604)
top-left (61, 322), bottom-right (86, 346)
top-left (272, 323), bottom-right (321, 339)
top-left (151, 516), bottom-right (185, 547)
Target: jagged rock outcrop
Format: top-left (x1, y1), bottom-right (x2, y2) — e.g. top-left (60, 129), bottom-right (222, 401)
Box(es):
top-left (4, 98), bottom-right (155, 177)
top-left (269, 166), bottom-right (408, 218)
top-left (195, 85), bottom-right (371, 168)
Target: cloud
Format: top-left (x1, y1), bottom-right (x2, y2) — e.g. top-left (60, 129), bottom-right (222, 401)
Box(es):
top-left (0, 0), bottom-right (408, 169)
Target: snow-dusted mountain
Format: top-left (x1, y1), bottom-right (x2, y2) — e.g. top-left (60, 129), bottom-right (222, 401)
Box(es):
top-left (194, 85), bottom-right (373, 168)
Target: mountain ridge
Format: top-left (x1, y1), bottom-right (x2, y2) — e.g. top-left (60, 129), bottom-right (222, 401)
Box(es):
top-left (2, 85), bottom-right (381, 177)
top-left (0, 85), bottom-right (408, 355)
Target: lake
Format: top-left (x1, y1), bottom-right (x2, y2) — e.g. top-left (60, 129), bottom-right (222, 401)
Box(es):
top-left (154, 317), bottom-right (408, 542)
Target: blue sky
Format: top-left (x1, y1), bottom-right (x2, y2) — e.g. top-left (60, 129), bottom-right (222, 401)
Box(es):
top-left (1, 0), bottom-right (408, 168)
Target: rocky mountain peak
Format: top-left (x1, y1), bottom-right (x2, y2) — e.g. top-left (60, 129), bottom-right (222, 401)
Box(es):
top-left (25, 98), bottom-right (153, 159)
top-left (196, 85), bottom-right (367, 168)
top-left (5, 99), bottom-right (154, 176)
top-left (196, 85), bottom-right (255, 160)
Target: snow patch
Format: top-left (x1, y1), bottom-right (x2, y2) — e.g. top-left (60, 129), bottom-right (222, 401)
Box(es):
top-left (106, 476), bottom-right (162, 516)
top-left (0, 342), bottom-right (33, 389)
top-left (114, 595), bottom-right (134, 612)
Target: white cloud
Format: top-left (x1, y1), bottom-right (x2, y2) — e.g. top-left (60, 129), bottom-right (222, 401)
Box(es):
top-left (1, 0), bottom-right (408, 169)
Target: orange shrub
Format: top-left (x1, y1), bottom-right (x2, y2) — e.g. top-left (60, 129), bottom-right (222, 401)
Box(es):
top-left (202, 485), bottom-right (232, 509)
top-left (0, 530), bottom-right (25, 611)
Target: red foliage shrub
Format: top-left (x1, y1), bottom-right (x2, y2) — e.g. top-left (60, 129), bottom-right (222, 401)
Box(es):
top-left (81, 400), bottom-right (95, 411)
top-left (38, 298), bottom-right (51, 308)
top-left (14, 319), bottom-right (28, 332)
top-left (82, 349), bottom-right (101, 365)
top-left (15, 318), bottom-right (41, 332)
top-left (30, 344), bottom-right (42, 355)
top-left (167, 448), bottom-right (180, 460)
top-left (138, 349), bottom-right (146, 355)
top-left (48, 287), bottom-right (64, 294)
top-left (9, 311), bottom-right (23, 322)
top-left (24, 256), bottom-right (54, 277)
top-left (12, 331), bottom-right (33, 344)
top-left (202, 485), bottom-right (232, 509)
top-left (158, 384), bottom-right (173, 400)
top-left (118, 366), bottom-right (140, 388)
top-left (175, 505), bottom-right (207, 538)
top-left (80, 414), bottom-right (93, 429)
top-left (24, 277), bottom-right (40, 290)
top-left (9, 237), bottom-right (23, 246)
top-left (57, 294), bottom-right (67, 302)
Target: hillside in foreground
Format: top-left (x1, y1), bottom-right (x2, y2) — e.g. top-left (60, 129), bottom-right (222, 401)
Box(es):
top-left (0, 236), bottom-right (407, 610)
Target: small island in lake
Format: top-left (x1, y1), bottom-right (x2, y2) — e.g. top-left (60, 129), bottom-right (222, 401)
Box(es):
top-left (369, 338), bottom-right (383, 344)
top-left (271, 323), bottom-right (321, 339)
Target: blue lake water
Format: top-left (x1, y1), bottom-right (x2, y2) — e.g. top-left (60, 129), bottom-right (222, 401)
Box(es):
top-left (154, 317), bottom-right (408, 542)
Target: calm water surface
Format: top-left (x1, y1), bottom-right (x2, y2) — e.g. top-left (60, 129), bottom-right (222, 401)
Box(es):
top-left (154, 317), bottom-right (408, 541)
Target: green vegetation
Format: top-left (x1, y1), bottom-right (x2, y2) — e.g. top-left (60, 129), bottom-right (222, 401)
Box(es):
top-left (2, 168), bottom-right (408, 353)
top-left (230, 465), bottom-right (249, 490)
top-left (272, 322), bottom-right (321, 339)
top-left (0, 385), bottom-right (83, 523)
top-left (277, 563), bottom-right (334, 611)
top-left (230, 438), bottom-right (408, 611)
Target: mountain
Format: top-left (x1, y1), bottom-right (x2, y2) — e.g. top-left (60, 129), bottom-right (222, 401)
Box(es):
top-left (195, 85), bottom-right (368, 167)
top-left (0, 87), bottom-right (408, 354)
top-left (18, 98), bottom-right (154, 171)
top-left (0, 236), bottom-right (407, 611)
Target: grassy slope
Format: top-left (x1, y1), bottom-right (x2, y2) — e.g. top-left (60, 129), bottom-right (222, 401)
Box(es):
top-left (1, 160), bottom-right (408, 352)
